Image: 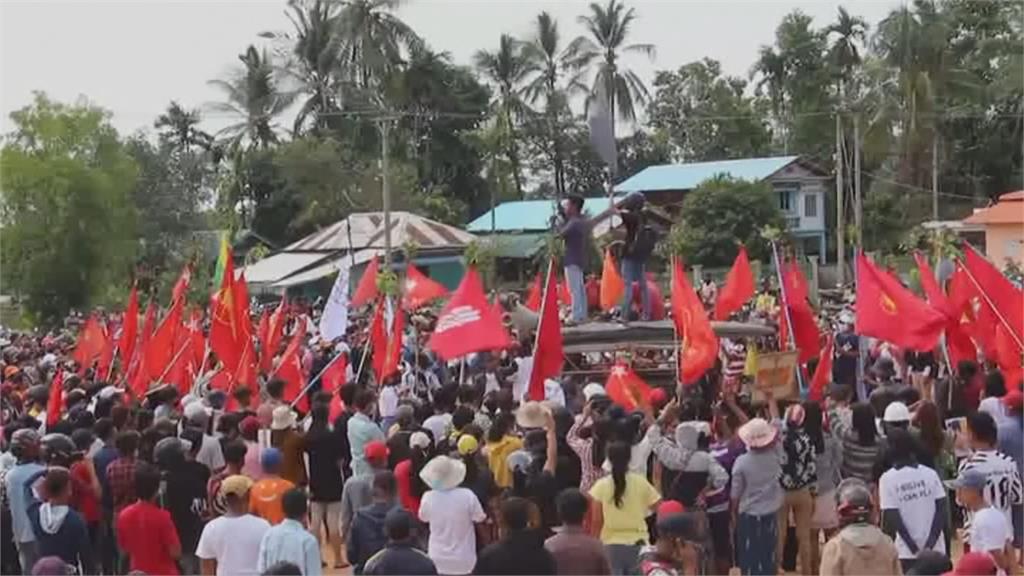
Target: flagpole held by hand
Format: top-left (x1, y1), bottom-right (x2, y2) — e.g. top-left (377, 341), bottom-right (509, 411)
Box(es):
top-left (289, 350), bottom-right (347, 409)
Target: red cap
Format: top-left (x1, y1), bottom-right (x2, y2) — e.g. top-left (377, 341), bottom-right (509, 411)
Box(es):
top-left (656, 500), bottom-right (686, 520)
top-left (1002, 389), bottom-right (1023, 411)
top-left (647, 388), bottom-right (668, 408)
top-left (947, 552), bottom-right (997, 576)
top-left (239, 416), bottom-right (261, 436)
top-left (365, 440), bottom-right (389, 462)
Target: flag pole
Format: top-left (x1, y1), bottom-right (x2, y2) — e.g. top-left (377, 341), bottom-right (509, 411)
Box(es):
top-left (770, 240), bottom-right (806, 392)
top-left (289, 349), bottom-right (347, 409)
top-left (153, 340), bottom-right (192, 387)
top-left (957, 259), bottom-right (1024, 352)
top-left (671, 259), bottom-right (683, 396)
top-left (527, 258), bottom-right (556, 401)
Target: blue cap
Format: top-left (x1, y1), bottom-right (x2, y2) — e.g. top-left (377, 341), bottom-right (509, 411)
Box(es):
top-left (260, 447), bottom-right (282, 472)
top-left (945, 468), bottom-right (986, 491)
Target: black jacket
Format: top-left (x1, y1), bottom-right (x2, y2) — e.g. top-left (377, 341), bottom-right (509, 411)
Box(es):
top-left (363, 542), bottom-right (437, 575)
top-left (473, 530), bottom-right (557, 575)
top-left (347, 501), bottom-right (400, 573)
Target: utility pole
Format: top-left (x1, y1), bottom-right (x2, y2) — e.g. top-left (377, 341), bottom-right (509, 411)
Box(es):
top-left (853, 114), bottom-right (862, 249)
top-left (379, 118), bottom-right (393, 268)
top-left (931, 136), bottom-right (939, 221)
top-left (835, 113), bottom-right (845, 285)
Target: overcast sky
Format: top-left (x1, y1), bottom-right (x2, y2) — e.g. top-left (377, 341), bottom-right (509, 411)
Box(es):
top-left (1, 0), bottom-right (899, 137)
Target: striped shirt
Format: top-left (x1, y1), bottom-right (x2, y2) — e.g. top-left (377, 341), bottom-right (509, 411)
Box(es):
top-left (958, 449), bottom-right (1023, 529)
top-left (841, 430), bottom-right (882, 485)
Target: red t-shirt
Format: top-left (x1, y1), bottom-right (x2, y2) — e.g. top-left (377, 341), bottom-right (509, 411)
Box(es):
top-left (394, 459), bottom-right (421, 516)
top-left (69, 461), bottom-right (100, 524)
top-left (117, 500), bottom-right (181, 576)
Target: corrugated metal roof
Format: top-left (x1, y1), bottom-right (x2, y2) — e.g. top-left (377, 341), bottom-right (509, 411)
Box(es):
top-left (286, 211), bottom-right (475, 252)
top-left (271, 249), bottom-right (382, 288)
top-left (242, 252), bottom-right (328, 285)
top-left (615, 155), bottom-right (800, 193)
top-left (467, 200), bottom-right (607, 233)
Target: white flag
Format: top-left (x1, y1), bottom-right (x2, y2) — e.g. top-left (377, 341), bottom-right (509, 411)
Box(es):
top-left (319, 261), bottom-right (351, 342)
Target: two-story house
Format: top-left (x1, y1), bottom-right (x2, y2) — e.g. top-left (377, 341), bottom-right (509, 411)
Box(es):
top-left (614, 155), bottom-right (830, 262)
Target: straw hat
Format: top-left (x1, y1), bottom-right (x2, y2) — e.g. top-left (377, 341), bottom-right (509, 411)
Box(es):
top-left (419, 455), bottom-right (467, 491)
top-left (515, 401), bottom-right (551, 429)
top-left (738, 418), bottom-right (777, 448)
top-left (271, 405), bottom-right (297, 430)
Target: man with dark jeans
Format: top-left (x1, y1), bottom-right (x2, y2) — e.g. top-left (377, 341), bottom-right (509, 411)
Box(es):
top-left (616, 192), bottom-right (653, 321)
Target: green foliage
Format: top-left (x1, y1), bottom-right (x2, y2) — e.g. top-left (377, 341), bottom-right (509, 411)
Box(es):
top-left (1, 93), bottom-right (137, 324)
top-left (667, 176), bottom-right (784, 266)
top-left (648, 58), bottom-right (772, 161)
top-left (463, 239), bottom-right (498, 290)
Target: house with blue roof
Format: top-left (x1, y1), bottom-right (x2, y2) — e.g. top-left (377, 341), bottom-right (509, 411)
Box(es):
top-left (469, 155), bottom-right (830, 264)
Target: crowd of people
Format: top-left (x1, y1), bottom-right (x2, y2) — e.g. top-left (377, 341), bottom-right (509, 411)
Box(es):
top-left (0, 298), bottom-right (1022, 576)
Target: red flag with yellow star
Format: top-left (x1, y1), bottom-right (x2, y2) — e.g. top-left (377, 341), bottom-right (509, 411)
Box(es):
top-left (402, 265), bottom-right (448, 310)
top-left (605, 362), bottom-right (653, 411)
top-left (855, 253), bottom-right (946, 351)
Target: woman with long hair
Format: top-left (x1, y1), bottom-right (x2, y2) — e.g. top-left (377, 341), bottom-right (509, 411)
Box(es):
top-left (912, 399), bottom-right (957, 554)
top-left (304, 401), bottom-right (345, 568)
top-left (394, 431), bottom-right (433, 516)
top-left (567, 397), bottom-right (610, 493)
top-left (484, 412), bottom-right (521, 490)
top-left (804, 401), bottom-right (843, 572)
top-left (841, 403), bottom-right (881, 484)
top-left (588, 441), bottom-right (661, 575)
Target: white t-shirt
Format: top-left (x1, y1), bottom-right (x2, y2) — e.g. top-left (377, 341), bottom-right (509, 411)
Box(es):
top-left (879, 464), bottom-right (947, 559)
top-left (979, 397), bottom-right (1010, 426)
top-left (378, 385), bottom-right (399, 419)
top-left (969, 506), bottom-right (1011, 576)
top-left (196, 513), bottom-right (271, 576)
top-left (958, 449), bottom-right (1024, 529)
top-left (418, 487), bottom-right (487, 575)
top-left (423, 413), bottom-right (453, 445)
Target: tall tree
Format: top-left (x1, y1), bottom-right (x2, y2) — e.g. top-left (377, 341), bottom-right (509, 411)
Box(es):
top-left (474, 34), bottom-right (529, 198)
top-left (521, 12), bottom-right (586, 197)
top-left (208, 45), bottom-right (291, 149)
top-left (154, 101), bottom-right (212, 152)
top-left (569, 0), bottom-right (655, 134)
top-left (336, 0), bottom-right (422, 91)
top-left (825, 7), bottom-right (868, 103)
top-left (648, 59), bottom-right (772, 161)
top-left (1, 94), bottom-right (137, 323)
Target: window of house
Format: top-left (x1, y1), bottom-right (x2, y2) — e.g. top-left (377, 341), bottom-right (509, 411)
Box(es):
top-left (804, 193), bottom-right (817, 218)
top-left (778, 191), bottom-right (791, 211)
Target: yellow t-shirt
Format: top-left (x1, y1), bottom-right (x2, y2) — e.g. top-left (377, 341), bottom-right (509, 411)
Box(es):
top-left (589, 472), bottom-right (660, 545)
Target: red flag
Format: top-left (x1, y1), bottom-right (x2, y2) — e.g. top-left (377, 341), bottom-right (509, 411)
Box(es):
top-left (172, 264), bottom-right (192, 303)
top-left (118, 286), bottom-right (139, 369)
top-left (261, 300), bottom-right (287, 372)
top-left (324, 354), bottom-right (349, 421)
top-left (855, 253), bottom-right (946, 351)
top-left (352, 258), bottom-right (380, 308)
top-left (781, 262), bottom-right (821, 363)
top-left (273, 321), bottom-right (307, 411)
top-left (645, 274), bottom-right (666, 320)
top-left (605, 362), bottom-right (653, 412)
top-left (145, 299), bottom-right (183, 381)
top-left (209, 251), bottom-right (244, 372)
top-left (600, 251), bottom-right (625, 311)
top-left (525, 274), bottom-right (542, 311)
top-left (808, 335), bottom-right (834, 404)
top-left (140, 300), bottom-right (156, 346)
top-left (402, 265), bottom-right (448, 310)
top-left (73, 315), bottom-right (107, 375)
top-left (914, 252), bottom-right (952, 317)
top-left (256, 309), bottom-right (269, 358)
top-left (234, 273), bottom-right (253, 340)
top-left (714, 246), bottom-right (755, 320)
top-left (559, 276), bottom-right (572, 307)
top-left (97, 321), bottom-right (116, 380)
top-left (46, 369), bottom-right (64, 427)
top-left (964, 245), bottom-right (1024, 345)
top-left (671, 259), bottom-right (719, 385)
top-left (166, 327), bottom-right (194, 396)
top-left (369, 299), bottom-right (389, 380)
top-left (428, 268), bottom-right (511, 360)
top-left (528, 262), bottom-right (564, 401)
top-left (187, 309), bottom-right (206, 370)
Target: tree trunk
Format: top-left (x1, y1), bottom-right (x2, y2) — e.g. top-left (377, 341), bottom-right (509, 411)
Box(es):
top-left (505, 106), bottom-right (524, 198)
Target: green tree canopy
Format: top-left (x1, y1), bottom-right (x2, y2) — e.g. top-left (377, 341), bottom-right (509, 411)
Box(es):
top-left (669, 175), bottom-right (784, 267)
top-left (1, 93), bottom-right (137, 324)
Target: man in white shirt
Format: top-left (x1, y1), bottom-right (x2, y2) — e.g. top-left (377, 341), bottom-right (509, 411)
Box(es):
top-left (879, 429), bottom-right (949, 574)
top-left (949, 468), bottom-right (1014, 576)
top-left (197, 475), bottom-right (271, 576)
top-left (959, 412), bottom-right (1024, 530)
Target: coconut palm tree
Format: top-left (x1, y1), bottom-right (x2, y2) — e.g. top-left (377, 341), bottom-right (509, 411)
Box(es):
top-left (568, 0), bottom-right (655, 135)
top-left (474, 34), bottom-right (530, 198)
top-left (336, 0), bottom-right (422, 91)
top-left (752, 46), bottom-right (789, 149)
top-left (208, 46), bottom-right (292, 150)
top-left (521, 12), bottom-right (586, 196)
top-left (264, 0), bottom-right (346, 135)
top-left (154, 101), bottom-right (212, 152)
top-left (826, 7), bottom-right (868, 102)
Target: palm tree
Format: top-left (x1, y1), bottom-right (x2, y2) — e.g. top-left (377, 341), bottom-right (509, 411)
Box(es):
top-left (569, 0), bottom-right (655, 136)
top-left (208, 46), bottom-right (292, 149)
top-left (336, 0), bottom-right (422, 91)
top-left (752, 46), bottom-right (789, 150)
top-left (265, 0), bottom-right (346, 135)
top-left (826, 7), bottom-right (868, 102)
top-left (154, 101), bottom-right (212, 152)
top-left (474, 34), bottom-right (530, 198)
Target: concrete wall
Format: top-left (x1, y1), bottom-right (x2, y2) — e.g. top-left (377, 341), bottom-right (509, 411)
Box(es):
top-left (984, 223), bottom-right (1024, 267)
